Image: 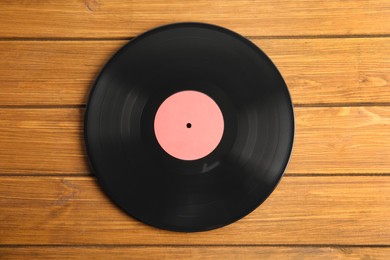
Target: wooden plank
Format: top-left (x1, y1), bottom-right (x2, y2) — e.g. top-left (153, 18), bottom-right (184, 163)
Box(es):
top-left (0, 106), bottom-right (390, 175)
top-left (0, 41), bottom-right (117, 106)
top-left (1, 246), bottom-right (389, 259)
top-left (0, 38), bottom-right (390, 106)
top-left (289, 106), bottom-right (390, 174)
top-left (0, 108), bottom-right (88, 174)
top-left (0, 1), bottom-right (389, 38)
top-left (0, 176), bottom-right (389, 245)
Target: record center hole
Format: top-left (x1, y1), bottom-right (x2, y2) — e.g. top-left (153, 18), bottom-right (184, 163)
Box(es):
top-left (186, 123), bottom-right (192, 128)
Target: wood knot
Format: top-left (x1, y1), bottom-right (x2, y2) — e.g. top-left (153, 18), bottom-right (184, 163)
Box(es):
top-left (55, 179), bottom-right (80, 206)
top-left (85, 0), bottom-right (100, 12)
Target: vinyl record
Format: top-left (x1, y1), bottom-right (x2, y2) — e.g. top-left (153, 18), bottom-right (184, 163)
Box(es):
top-left (84, 23), bottom-right (294, 232)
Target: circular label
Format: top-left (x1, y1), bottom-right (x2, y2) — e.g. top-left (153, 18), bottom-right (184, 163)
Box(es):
top-left (154, 90), bottom-right (224, 160)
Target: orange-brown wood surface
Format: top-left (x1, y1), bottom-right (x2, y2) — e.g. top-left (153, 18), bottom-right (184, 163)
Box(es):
top-left (0, 176), bottom-right (389, 245)
top-left (1, 247), bottom-right (390, 260)
top-left (0, 107), bottom-right (389, 174)
top-left (0, 1), bottom-right (389, 259)
top-left (0, 38), bottom-right (389, 106)
top-left (0, 0), bottom-right (389, 38)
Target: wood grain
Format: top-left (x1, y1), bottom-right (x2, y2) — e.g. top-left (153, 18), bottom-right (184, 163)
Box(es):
top-left (1, 246), bottom-right (389, 259)
top-left (0, 108), bottom-right (88, 174)
top-left (0, 38), bottom-right (389, 106)
top-left (0, 107), bottom-right (389, 175)
top-left (289, 106), bottom-right (390, 174)
top-left (0, 0), bottom-right (389, 257)
top-left (0, 176), bottom-right (388, 245)
top-left (0, 0), bottom-right (389, 38)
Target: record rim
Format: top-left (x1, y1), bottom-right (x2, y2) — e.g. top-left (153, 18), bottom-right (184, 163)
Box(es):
top-left (84, 22), bottom-right (295, 232)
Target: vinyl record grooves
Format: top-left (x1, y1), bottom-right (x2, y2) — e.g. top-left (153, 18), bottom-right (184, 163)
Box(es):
top-left (84, 22), bottom-right (294, 232)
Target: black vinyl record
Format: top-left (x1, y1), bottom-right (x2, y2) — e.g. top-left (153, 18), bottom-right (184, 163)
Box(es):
top-left (84, 23), bottom-right (294, 232)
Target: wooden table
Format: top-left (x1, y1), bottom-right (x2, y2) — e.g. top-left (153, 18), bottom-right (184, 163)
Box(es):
top-left (0, 1), bottom-right (389, 259)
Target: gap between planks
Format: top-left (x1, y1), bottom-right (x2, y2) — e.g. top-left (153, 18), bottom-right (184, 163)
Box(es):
top-left (0, 246), bottom-right (389, 260)
top-left (1, 34), bottom-right (390, 41)
top-left (0, 174), bottom-right (390, 177)
top-left (2, 103), bottom-right (390, 109)
top-left (0, 244), bottom-right (389, 248)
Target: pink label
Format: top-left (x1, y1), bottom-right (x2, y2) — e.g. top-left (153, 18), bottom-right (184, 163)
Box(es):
top-left (154, 90), bottom-right (224, 160)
